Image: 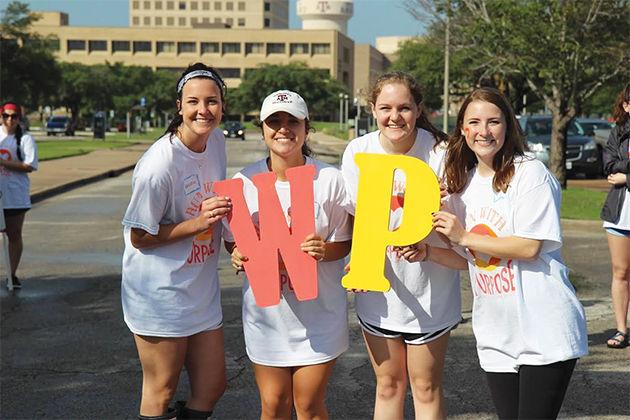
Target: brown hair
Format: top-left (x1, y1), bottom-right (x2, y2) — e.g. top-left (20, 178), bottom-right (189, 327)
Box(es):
top-left (445, 87), bottom-right (527, 194)
top-left (164, 62), bottom-right (227, 139)
top-left (612, 83), bottom-right (630, 126)
top-left (369, 71), bottom-right (448, 145)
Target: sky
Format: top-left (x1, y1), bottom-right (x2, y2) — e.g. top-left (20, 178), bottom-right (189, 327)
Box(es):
top-left (18, 0), bottom-right (425, 45)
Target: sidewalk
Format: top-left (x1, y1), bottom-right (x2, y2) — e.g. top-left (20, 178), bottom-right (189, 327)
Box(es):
top-left (29, 132), bottom-right (348, 204)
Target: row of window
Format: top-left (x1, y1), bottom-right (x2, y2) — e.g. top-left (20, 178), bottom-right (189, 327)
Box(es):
top-left (132, 1), bottom-right (255, 11)
top-left (131, 15), bottom-right (249, 27)
top-left (155, 67), bottom-right (331, 79)
top-left (66, 40), bottom-right (331, 55)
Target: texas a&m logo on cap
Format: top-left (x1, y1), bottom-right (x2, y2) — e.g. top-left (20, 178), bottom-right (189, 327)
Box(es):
top-left (273, 92), bottom-right (292, 103)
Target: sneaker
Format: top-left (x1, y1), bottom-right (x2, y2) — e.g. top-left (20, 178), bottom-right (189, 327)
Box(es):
top-left (11, 276), bottom-right (21, 289)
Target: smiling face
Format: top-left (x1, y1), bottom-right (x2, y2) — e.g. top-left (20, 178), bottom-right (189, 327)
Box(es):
top-left (1, 108), bottom-right (19, 134)
top-left (372, 82), bottom-right (420, 153)
top-left (177, 77), bottom-right (223, 143)
top-left (462, 100), bottom-right (507, 174)
top-left (262, 111), bottom-right (307, 163)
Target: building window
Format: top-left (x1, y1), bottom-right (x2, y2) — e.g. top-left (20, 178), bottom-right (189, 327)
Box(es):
top-left (133, 41), bottom-right (152, 53)
top-left (226, 1), bottom-right (233, 10)
top-left (201, 42), bottom-right (219, 54)
top-left (166, 1), bottom-right (174, 9)
top-left (343, 71), bottom-right (349, 85)
top-left (222, 42), bottom-right (241, 54)
top-left (156, 1), bottom-right (163, 9)
top-left (290, 43), bottom-right (309, 55)
top-left (157, 41), bottom-right (175, 53)
top-left (226, 17), bottom-right (233, 26)
top-left (132, 1), bottom-right (139, 9)
top-left (238, 1), bottom-right (245, 11)
top-left (178, 42), bottom-right (196, 54)
top-left (45, 38), bottom-right (60, 51)
top-left (202, 17), bottom-right (210, 24)
top-left (155, 16), bottom-right (163, 25)
top-left (192, 17), bottom-right (198, 25)
top-left (132, 16), bottom-right (140, 25)
top-left (237, 18), bottom-right (245, 26)
top-left (214, 1), bottom-right (221, 10)
top-left (143, 16), bottom-right (151, 25)
top-left (143, 1), bottom-right (150, 9)
top-left (112, 40), bottom-right (130, 52)
top-left (343, 47), bottom-right (350, 63)
top-left (191, 1), bottom-right (198, 9)
top-left (179, 1), bottom-right (186, 9)
top-left (264, 2), bottom-right (270, 11)
top-left (264, 18), bottom-right (270, 27)
top-left (88, 40), bottom-right (107, 52)
top-left (214, 17), bottom-right (221, 23)
top-left (167, 17), bottom-right (174, 25)
top-left (245, 42), bottom-right (263, 55)
top-left (312, 43), bottom-right (330, 54)
top-left (179, 17), bottom-right (186, 25)
top-left (217, 67), bottom-right (240, 78)
top-left (202, 1), bottom-right (209, 9)
top-left (67, 39), bottom-right (86, 51)
top-left (266, 43), bottom-right (285, 54)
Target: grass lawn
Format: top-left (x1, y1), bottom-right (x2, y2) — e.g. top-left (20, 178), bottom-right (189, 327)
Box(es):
top-left (561, 187), bottom-right (607, 220)
top-left (37, 140), bottom-right (139, 161)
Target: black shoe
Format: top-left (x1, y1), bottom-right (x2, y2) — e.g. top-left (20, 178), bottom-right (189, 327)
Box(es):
top-left (11, 276), bottom-right (21, 289)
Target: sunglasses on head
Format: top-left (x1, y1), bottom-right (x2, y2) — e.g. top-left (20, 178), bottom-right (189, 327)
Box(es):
top-left (1, 113), bottom-right (18, 119)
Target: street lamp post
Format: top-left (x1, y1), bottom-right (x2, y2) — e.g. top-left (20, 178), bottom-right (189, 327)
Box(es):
top-left (339, 93), bottom-right (344, 130)
top-left (343, 94), bottom-right (349, 132)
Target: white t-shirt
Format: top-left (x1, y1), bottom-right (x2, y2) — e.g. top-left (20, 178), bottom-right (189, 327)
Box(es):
top-left (341, 130), bottom-right (461, 333)
top-left (121, 130), bottom-right (226, 337)
top-left (0, 128), bottom-right (38, 209)
top-left (603, 141), bottom-right (630, 230)
top-left (223, 157), bottom-right (352, 366)
top-left (447, 158), bottom-right (588, 373)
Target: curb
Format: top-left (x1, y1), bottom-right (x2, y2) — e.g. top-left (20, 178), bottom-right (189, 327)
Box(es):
top-left (31, 164), bottom-right (137, 205)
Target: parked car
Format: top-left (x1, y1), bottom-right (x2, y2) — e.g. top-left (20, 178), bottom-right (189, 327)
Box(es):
top-left (222, 121), bottom-right (245, 140)
top-left (576, 117), bottom-right (614, 150)
top-left (519, 115), bottom-right (601, 178)
top-left (46, 115), bottom-right (75, 136)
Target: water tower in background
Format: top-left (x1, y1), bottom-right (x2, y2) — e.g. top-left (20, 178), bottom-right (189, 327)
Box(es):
top-left (297, 0), bottom-right (353, 35)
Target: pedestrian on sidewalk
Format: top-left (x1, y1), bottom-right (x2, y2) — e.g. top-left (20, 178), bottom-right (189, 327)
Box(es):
top-left (227, 90), bottom-right (352, 419)
top-left (121, 63), bottom-right (232, 420)
top-left (0, 102), bottom-right (38, 289)
top-left (432, 87), bottom-right (588, 419)
top-left (600, 82), bottom-right (630, 349)
top-left (341, 72), bottom-right (461, 419)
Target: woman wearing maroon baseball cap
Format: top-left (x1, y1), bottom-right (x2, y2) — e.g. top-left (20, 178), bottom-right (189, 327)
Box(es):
top-left (0, 102), bottom-right (38, 290)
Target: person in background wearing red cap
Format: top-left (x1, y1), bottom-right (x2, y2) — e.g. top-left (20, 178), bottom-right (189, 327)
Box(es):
top-left (0, 102), bottom-right (38, 289)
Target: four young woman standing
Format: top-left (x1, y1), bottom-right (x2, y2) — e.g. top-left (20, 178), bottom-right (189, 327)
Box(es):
top-left (119, 62), bottom-right (601, 418)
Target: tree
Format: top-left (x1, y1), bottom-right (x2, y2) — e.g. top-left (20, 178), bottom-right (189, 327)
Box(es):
top-left (0, 1), bottom-right (60, 109)
top-left (403, 0), bottom-right (630, 186)
top-left (228, 63), bottom-right (347, 119)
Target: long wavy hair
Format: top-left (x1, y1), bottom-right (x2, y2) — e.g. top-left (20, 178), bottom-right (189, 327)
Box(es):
top-left (369, 71), bottom-right (448, 146)
top-left (612, 83), bottom-right (630, 127)
top-left (445, 87), bottom-right (527, 194)
top-left (164, 63), bottom-right (227, 139)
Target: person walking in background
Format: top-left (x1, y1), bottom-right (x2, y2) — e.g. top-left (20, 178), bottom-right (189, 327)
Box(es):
top-left (600, 82), bottom-right (630, 349)
top-left (0, 102), bottom-right (38, 289)
top-left (432, 87), bottom-right (588, 419)
top-left (227, 90), bottom-right (352, 419)
top-left (341, 72), bottom-right (461, 420)
top-left (121, 63), bottom-right (232, 420)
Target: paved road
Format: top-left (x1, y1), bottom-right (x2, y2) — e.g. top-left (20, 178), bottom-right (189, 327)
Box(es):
top-left (1, 137), bottom-right (629, 419)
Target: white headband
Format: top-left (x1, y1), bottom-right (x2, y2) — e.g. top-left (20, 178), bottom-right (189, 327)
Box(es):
top-left (177, 70), bottom-right (225, 94)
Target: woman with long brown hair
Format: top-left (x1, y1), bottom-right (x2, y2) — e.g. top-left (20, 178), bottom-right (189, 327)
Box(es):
top-left (600, 82), bottom-right (630, 349)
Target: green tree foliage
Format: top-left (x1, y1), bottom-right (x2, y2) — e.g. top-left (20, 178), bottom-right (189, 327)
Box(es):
top-left (0, 1), bottom-right (60, 108)
top-left (227, 63), bottom-right (347, 119)
top-left (404, 0), bottom-right (630, 186)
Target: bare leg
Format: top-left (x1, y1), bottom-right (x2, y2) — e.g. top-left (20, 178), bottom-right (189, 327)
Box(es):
top-left (363, 331), bottom-right (408, 419)
top-left (184, 328), bottom-right (227, 412)
top-left (292, 360), bottom-right (336, 419)
top-left (407, 332), bottom-right (450, 420)
top-left (134, 334), bottom-right (188, 416)
top-left (606, 233), bottom-right (630, 339)
top-left (253, 363), bottom-right (293, 420)
top-left (4, 213), bottom-right (24, 278)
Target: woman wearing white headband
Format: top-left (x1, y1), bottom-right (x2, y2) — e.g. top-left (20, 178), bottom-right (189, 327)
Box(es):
top-left (226, 90), bottom-right (352, 419)
top-left (122, 63), bottom-right (231, 420)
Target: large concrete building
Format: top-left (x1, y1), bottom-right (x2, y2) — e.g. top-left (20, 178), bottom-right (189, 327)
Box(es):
top-left (32, 0), bottom-right (392, 100)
